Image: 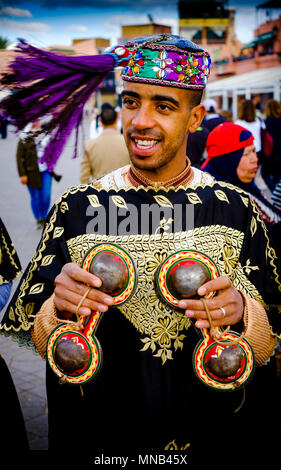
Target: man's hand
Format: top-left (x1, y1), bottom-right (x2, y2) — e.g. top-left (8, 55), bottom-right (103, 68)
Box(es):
top-left (54, 262), bottom-right (114, 321)
top-left (20, 175), bottom-right (28, 184)
top-left (178, 276), bottom-right (244, 329)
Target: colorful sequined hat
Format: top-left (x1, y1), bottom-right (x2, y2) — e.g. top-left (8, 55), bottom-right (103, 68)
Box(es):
top-left (120, 34), bottom-right (211, 90)
top-left (1, 34), bottom-right (211, 169)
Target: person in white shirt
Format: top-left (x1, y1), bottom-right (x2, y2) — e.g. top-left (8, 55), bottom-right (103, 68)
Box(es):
top-left (235, 99), bottom-right (265, 158)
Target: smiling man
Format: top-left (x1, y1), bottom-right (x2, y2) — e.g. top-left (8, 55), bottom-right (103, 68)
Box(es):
top-left (1, 35), bottom-right (281, 463)
top-left (120, 83), bottom-right (203, 179)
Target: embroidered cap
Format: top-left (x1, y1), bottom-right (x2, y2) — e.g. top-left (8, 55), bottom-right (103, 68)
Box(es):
top-left (113, 34), bottom-right (211, 90)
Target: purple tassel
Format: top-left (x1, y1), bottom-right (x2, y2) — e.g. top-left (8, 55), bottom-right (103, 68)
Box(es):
top-left (0, 40), bottom-right (117, 171)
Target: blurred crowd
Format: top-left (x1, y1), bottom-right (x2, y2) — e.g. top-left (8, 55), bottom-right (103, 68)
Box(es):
top-left (187, 96), bottom-right (281, 256)
top-left (2, 95), bottom-right (281, 255)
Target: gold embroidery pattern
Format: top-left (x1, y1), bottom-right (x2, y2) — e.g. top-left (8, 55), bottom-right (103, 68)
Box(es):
top-left (250, 198), bottom-right (281, 294)
top-left (250, 216), bottom-right (257, 237)
top-left (186, 192), bottom-right (202, 205)
top-left (41, 255), bottom-right (56, 266)
top-left (243, 259), bottom-right (259, 276)
top-left (0, 230), bottom-right (21, 273)
top-left (153, 195), bottom-right (174, 207)
top-left (53, 227), bottom-right (64, 239)
top-left (60, 201), bottom-right (69, 213)
top-left (221, 244), bottom-right (239, 281)
top-left (66, 225), bottom-right (263, 364)
top-left (214, 189), bottom-right (230, 204)
top-left (112, 195), bottom-right (128, 209)
top-left (29, 283), bottom-right (44, 295)
top-left (164, 439), bottom-right (191, 451)
top-left (87, 194), bottom-right (101, 208)
top-left (9, 306), bottom-right (15, 322)
top-left (240, 195), bottom-right (249, 207)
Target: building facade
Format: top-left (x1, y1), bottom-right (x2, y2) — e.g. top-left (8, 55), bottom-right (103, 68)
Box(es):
top-left (177, 0), bottom-right (281, 118)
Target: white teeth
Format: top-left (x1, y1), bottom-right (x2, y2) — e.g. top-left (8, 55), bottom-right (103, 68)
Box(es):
top-left (134, 139), bottom-right (157, 148)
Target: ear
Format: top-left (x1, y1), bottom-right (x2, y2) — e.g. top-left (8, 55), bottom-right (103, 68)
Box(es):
top-left (187, 104), bottom-right (206, 133)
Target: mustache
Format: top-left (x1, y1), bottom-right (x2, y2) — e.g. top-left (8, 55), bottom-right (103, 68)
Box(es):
top-left (126, 128), bottom-right (162, 140)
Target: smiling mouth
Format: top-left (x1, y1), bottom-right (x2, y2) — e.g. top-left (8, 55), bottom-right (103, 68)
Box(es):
top-left (132, 138), bottom-right (159, 150)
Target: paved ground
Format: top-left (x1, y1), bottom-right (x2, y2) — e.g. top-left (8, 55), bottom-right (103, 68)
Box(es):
top-left (0, 123), bottom-right (87, 451)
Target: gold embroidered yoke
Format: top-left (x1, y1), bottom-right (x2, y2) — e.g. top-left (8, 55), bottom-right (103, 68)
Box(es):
top-left (1, 168), bottom-right (281, 365)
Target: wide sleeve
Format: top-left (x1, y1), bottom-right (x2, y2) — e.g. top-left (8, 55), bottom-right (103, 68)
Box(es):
top-left (0, 197), bottom-right (71, 349)
top-left (242, 293), bottom-right (277, 365)
top-left (238, 198), bottom-right (281, 339)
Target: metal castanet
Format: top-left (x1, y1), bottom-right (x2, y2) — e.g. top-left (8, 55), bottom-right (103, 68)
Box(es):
top-left (47, 243), bottom-right (138, 385)
top-left (167, 259), bottom-right (210, 299)
top-left (154, 249), bottom-right (255, 391)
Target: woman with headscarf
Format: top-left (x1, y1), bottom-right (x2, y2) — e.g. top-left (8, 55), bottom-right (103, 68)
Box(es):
top-left (201, 122), bottom-right (281, 254)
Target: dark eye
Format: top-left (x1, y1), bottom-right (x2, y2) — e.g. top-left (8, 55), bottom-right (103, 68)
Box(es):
top-left (122, 97), bottom-right (137, 108)
top-left (157, 103), bottom-right (174, 113)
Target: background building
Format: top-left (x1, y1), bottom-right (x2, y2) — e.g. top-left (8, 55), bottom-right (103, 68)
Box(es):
top-left (183, 0), bottom-right (281, 117)
top-left (121, 22), bottom-right (172, 42)
top-left (179, 0), bottom-right (241, 78)
top-left (241, 16), bottom-right (281, 71)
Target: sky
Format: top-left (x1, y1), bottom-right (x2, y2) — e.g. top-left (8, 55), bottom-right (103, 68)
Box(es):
top-left (0, 0), bottom-right (280, 49)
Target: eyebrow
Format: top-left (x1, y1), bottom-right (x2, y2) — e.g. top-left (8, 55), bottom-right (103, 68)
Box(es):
top-left (121, 90), bottom-right (180, 107)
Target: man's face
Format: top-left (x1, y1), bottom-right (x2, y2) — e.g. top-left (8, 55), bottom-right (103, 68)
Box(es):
top-left (121, 81), bottom-right (198, 172)
top-left (236, 145), bottom-right (258, 183)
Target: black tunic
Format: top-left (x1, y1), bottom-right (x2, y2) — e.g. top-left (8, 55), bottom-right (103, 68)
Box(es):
top-left (1, 179), bottom-right (281, 462)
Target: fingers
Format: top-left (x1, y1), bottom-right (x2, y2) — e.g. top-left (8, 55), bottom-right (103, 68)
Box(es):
top-left (56, 269), bottom-right (113, 306)
top-left (178, 275), bottom-right (243, 328)
top-left (54, 284), bottom-right (113, 316)
top-left (185, 305), bottom-right (238, 329)
top-left (54, 262), bottom-right (114, 319)
top-left (61, 262), bottom-right (102, 288)
top-left (178, 280), bottom-right (232, 315)
top-left (54, 295), bottom-right (113, 319)
top-left (178, 292), bottom-right (228, 312)
top-left (197, 275), bottom-right (232, 297)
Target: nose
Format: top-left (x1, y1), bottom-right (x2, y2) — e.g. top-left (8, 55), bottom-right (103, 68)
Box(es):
top-left (132, 104), bottom-right (155, 130)
top-left (252, 151), bottom-right (258, 164)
